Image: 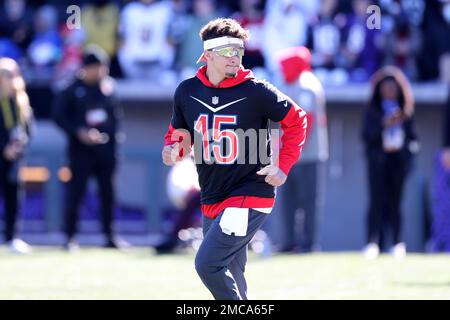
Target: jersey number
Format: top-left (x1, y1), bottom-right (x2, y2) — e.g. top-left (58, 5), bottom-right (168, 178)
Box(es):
top-left (194, 114), bottom-right (238, 164)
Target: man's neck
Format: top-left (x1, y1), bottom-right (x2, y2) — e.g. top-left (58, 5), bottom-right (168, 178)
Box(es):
top-left (206, 67), bottom-right (226, 87)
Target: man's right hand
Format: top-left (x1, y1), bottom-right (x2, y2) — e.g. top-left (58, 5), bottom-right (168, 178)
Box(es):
top-left (77, 128), bottom-right (105, 145)
top-left (162, 142), bottom-right (188, 166)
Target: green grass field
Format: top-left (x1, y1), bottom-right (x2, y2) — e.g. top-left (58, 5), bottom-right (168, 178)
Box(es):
top-left (0, 247), bottom-right (449, 299)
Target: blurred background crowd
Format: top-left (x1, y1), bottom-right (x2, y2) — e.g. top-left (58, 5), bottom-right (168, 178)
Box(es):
top-left (0, 0), bottom-right (449, 87)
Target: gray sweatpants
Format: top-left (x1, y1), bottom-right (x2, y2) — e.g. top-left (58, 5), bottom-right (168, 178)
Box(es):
top-left (195, 208), bottom-right (268, 300)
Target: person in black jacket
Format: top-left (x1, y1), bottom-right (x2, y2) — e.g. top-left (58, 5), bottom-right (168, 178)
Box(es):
top-left (53, 46), bottom-right (126, 250)
top-left (361, 66), bottom-right (419, 259)
top-left (0, 57), bottom-right (34, 254)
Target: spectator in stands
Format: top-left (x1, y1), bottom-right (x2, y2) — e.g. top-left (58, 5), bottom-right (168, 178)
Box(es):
top-left (379, 0), bottom-right (422, 80)
top-left (27, 5), bottom-right (62, 69)
top-left (274, 46), bottom-right (328, 253)
top-left (81, 0), bottom-right (121, 77)
top-left (341, 0), bottom-right (382, 82)
top-left (52, 46), bottom-right (127, 250)
top-left (418, 0), bottom-right (450, 80)
top-left (232, 0), bottom-right (266, 70)
top-left (118, 0), bottom-right (175, 81)
top-left (0, 0), bottom-right (33, 55)
top-left (429, 83), bottom-right (450, 252)
top-left (0, 57), bottom-right (34, 254)
top-left (154, 158), bottom-right (201, 254)
top-left (167, 0), bottom-right (190, 71)
top-left (53, 25), bottom-right (84, 91)
top-left (361, 66), bottom-right (419, 259)
top-left (262, 0), bottom-right (316, 76)
top-left (82, 0), bottom-right (119, 59)
top-left (444, 85), bottom-right (450, 168)
top-left (173, 0), bottom-right (218, 78)
top-left (0, 38), bottom-right (23, 62)
top-left (306, 0), bottom-right (347, 85)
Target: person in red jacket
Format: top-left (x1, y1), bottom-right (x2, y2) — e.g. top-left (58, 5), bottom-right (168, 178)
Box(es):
top-left (162, 18), bottom-right (307, 300)
top-left (275, 46), bottom-right (329, 253)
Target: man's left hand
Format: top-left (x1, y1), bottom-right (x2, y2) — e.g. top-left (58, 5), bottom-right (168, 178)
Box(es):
top-left (257, 165), bottom-right (287, 187)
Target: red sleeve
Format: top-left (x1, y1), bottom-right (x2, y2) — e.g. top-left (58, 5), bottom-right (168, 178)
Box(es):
top-left (164, 124), bottom-right (192, 157)
top-left (277, 104), bottom-right (307, 175)
top-left (164, 124), bottom-right (177, 146)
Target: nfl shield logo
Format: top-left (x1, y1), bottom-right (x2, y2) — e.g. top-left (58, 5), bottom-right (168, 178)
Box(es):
top-left (212, 96), bottom-right (219, 105)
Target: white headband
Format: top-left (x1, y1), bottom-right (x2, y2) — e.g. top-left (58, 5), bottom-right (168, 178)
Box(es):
top-left (203, 36), bottom-right (244, 50)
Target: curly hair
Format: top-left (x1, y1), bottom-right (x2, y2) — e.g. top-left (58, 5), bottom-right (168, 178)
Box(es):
top-left (199, 18), bottom-right (250, 42)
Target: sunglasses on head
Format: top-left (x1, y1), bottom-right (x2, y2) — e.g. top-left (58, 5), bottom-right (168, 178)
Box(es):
top-left (210, 46), bottom-right (245, 58)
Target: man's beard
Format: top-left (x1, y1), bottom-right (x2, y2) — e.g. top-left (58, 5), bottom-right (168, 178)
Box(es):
top-left (225, 71), bottom-right (237, 78)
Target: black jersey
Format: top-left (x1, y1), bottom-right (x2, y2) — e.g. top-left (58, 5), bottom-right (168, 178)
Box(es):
top-left (165, 66), bottom-right (307, 206)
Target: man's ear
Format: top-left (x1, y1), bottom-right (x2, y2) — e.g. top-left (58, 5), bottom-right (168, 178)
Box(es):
top-left (204, 51), bottom-right (213, 61)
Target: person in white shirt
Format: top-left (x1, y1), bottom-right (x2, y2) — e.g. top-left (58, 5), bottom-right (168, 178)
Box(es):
top-left (118, 0), bottom-right (175, 79)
